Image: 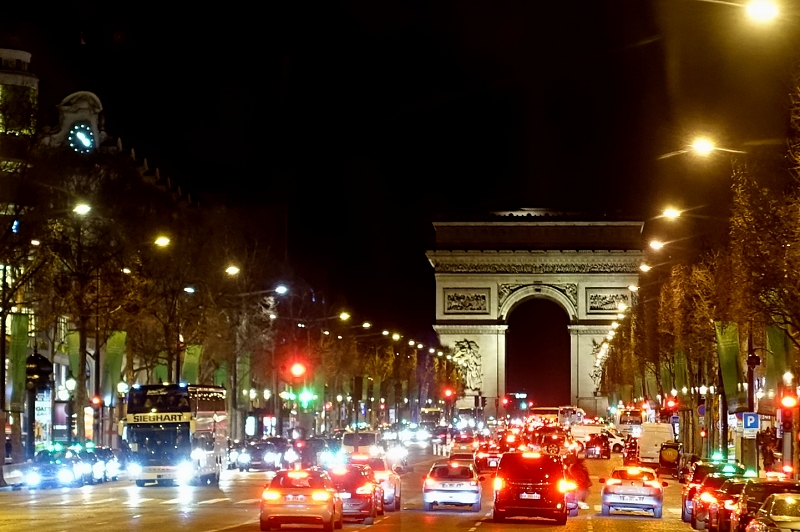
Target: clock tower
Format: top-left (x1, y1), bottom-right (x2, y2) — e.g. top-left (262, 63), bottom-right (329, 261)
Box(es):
top-left (43, 91), bottom-right (107, 153)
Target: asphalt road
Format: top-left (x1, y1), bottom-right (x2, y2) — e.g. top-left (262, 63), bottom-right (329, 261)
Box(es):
top-left (0, 445), bottom-right (692, 532)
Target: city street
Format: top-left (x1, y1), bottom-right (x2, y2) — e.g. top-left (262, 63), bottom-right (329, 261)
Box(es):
top-left (0, 446), bottom-right (690, 532)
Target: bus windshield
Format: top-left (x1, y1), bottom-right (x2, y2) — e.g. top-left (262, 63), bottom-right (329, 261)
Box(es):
top-left (127, 423), bottom-right (192, 460)
top-left (618, 410), bottom-right (643, 425)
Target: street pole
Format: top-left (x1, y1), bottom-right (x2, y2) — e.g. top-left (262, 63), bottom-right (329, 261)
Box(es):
top-left (743, 328), bottom-right (761, 471)
top-left (93, 271), bottom-right (101, 445)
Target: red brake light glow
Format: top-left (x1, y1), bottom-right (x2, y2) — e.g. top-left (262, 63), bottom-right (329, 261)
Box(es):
top-left (558, 479), bottom-right (577, 493)
top-left (699, 492), bottom-right (717, 503)
top-left (287, 471), bottom-right (309, 479)
top-left (605, 478), bottom-right (622, 486)
top-left (356, 483), bottom-right (374, 494)
top-left (493, 477), bottom-right (505, 491)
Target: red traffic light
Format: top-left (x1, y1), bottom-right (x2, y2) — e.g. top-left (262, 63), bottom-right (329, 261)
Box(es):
top-left (781, 395), bottom-right (798, 409)
top-left (90, 396), bottom-right (103, 408)
top-left (666, 399), bottom-right (676, 409)
top-left (290, 363), bottom-right (307, 378)
top-left (501, 397), bottom-right (509, 405)
top-left (444, 389), bottom-right (453, 398)
top-left (700, 428), bottom-right (708, 438)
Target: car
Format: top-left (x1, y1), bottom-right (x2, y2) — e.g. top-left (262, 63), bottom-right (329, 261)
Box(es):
top-left (691, 472), bottom-right (746, 529)
top-left (729, 478), bottom-right (800, 532)
top-left (474, 442), bottom-right (503, 472)
top-left (622, 435), bottom-right (639, 465)
top-left (681, 460), bottom-right (747, 522)
top-left (450, 433), bottom-right (478, 453)
top-left (25, 448), bottom-right (86, 488)
top-left (603, 428), bottom-right (626, 453)
top-left (423, 460), bottom-right (483, 511)
top-left (744, 493), bottom-right (800, 531)
top-left (260, 469), bottom-right (344, 532)
top-left (533, 432), bottom-right (578, 457)
top-left (238, 442), bottom-right (283, 472)
top-left (492, 451), bottom-right (577, 525)
top-left (348, 454), bottom-right (403, 511)
top-left (77, 449), bottom-right (106, 484)
top-left (584, 433), bottom-right (611, 459)
top-left (704, 478), bottom-right (747, 532)
top-left (93, 447), bottom-right (122, 481)
top-left (327, 464), bottom-right (383, 524)
top-left (599, 465), bottom-right (668, 518)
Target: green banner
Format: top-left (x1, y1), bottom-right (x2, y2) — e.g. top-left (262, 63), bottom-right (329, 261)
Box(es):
top-left (67, 330), bottom-right (79, 378)
top-left (9, 314), bottom-right (29, 412)
top-left (674, 350), bottom-right (688, 391)
top-left (715, 321), bottom-right (746, 412)
top-left (660, 361), bottom-right (673, 394)
top-left (213, 362), bottom-right (228, 388)
top-left (181, 344), bottom-right (202, 384)
top-left (101, 331), bottom-right (126, 400)
top-left (237, 352), bottom-right (251, 392)
top-left (765, 325), bottom-right (790, 413)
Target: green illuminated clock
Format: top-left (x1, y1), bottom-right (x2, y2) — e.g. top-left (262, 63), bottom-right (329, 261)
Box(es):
top-left (67, 122), bottom-right (95, 153)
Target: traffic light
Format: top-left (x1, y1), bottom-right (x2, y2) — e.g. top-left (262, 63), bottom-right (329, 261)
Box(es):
top-left (700, 428), bottom-right (708, 438)
top-left (444, 388), bottom-right (453, 399)
top-left (781, 394), bottom-right (797, 432)
top-left (666, 399), bottom-right (677, 410)
top-left (290, 363), bottom-right (306, 378)
top-left (90, 396), bottom-right (103, 411)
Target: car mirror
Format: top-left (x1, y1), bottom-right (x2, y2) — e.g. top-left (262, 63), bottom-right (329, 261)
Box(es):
top-left (479, 476), bottom-right (485, 482)
top-left (598, 478), bottom-right (606, 484)
top-left (662, 481), bottom-right (669, 487)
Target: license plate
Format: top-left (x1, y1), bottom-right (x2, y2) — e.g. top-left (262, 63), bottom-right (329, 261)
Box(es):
top-left (489, 461), bottom-right (497, 467)
top-left (520, 492), bottom-right (541, 499)
top-left (285, 495), bottom-right (305, 502)
top-left (339, 493), bottom-right (351, 499)
top-left (622, 496), bottom-right (644, 502)
top-left (444, 483), bottom-right (464, 488)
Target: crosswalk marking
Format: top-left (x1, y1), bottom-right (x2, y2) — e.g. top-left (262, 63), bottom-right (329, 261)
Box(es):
top-left (85, 498), bottom-right (117, 505)
top-left (198, 498), bottom-right (230, 504)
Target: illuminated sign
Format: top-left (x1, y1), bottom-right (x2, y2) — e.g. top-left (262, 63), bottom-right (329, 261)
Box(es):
top-left (127, 413), bottom-right (190, 423)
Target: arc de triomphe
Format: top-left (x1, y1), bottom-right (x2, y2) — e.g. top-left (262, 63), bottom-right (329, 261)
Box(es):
top-left (427, 214), bottom-right (643, 419)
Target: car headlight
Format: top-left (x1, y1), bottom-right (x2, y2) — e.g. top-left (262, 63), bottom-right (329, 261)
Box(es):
top-left (284, 449), bottom-right (299, 463)
top-left (128, 463), bottom-right (143, 477)
top-left (238, 453), bottom-right (251, 463)
top-left (176, 461), bottom-right (194, 483)
top-left (191, 448), bottom-right (204, 461)
top-left (264, 452), bottom-right (278, 462)
top-left (25, 471), bottom-right (42, 487)
top-left (57, 468), bottom-right (75, 484)
top-left (229, 451), bottom-right (240, 461)
top-left (80, 462), bottom-right (92, 475)
top-left (93, 462), bottom-right (105, 476)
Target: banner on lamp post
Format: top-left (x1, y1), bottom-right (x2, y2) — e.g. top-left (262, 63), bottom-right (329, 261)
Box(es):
top-left (714, 321), bottom-right (746, 412)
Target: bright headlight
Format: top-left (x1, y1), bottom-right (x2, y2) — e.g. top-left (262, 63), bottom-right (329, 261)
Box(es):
top-left (57, 468), bottom-right (75, 484)
top-left (369, 445), bottom-right (382, 456)
top-left (191, 448), bottom-right (204, 461)
top-left (128, 463), bottom-right (143, 477)
top-left (230, 450), bottom-right (240, 461)
top-left (284, 449), bottom-right (299, 463)
top-left (264, 452), bottom-right (278, 462)
top-left (80, 463), bottom-right (92, 475)
top-left (25, 471), bottom-right (42, 487)
top-left (238, 453), bottom-right (251, 463)
top-left (177, 461), bottom-right (194, 483)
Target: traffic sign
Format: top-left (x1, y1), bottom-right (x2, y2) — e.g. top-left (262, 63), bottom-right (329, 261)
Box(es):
top-left (671, 415), bottom-right (679, 424)
top-left (743, 412), bottom-right (759, 439)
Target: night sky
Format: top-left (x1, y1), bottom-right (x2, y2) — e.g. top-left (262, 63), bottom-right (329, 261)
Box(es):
top-left (4, 2), bottom-right (800, 393)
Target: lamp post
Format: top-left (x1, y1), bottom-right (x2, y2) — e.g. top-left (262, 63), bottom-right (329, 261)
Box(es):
top-left (743, 327), bottom-right (762, 470)
top-left (65, 375), bottom-right (76, 446)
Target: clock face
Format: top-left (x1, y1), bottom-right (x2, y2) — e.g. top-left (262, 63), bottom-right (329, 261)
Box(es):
top-left (67, 122), bottom-right (95, 153)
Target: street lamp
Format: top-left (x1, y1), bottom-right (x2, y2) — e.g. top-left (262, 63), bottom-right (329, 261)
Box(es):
top-left (65, 375), bottom-right (77, 445)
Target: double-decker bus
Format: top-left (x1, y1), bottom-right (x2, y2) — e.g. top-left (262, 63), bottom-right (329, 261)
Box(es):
top-left (122, 383), bottom-right (227, 487)
top-left (614, 407), bottom-right (644, 436)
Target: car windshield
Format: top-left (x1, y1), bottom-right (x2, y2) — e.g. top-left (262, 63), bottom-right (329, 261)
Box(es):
top-left (431, 465), bottom-right (473, 479)
top-left (720, 481), bottom-right (746, 495)
top-left (498, 454), bottom-right (563, 481)
top-left (329, 469), bottom-right (368, 489)
top-left (745, 483), bottom-right (800, 503)
top-left (612, 468), bottom-right (657, 481)
top-left (771, 498), bottom-right (800, 518)
top-left (703, 475), bottom-right (739, 490)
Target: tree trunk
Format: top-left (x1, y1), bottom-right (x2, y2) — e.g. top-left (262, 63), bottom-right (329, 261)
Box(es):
top-left (76, 316), bottom-right (88, 443)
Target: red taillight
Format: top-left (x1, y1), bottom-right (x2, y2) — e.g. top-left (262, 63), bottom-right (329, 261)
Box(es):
top-left (699, 492), bottom-right (717, 504)
top-left (311, 490), bottom-right (331, 501)
top-left (605, 478), bottom-right (622, 486)
top-left (356, 483), bottom-right (374, 495)
top-left (493, 476), bottom-right (505, 491)
top-left (425, 477), bottom-right (437, 488)
top-left (558, 479), bottom-right (577, 493)
top-left (477, 452), bottom-right (487, 459)
top-left (262, 490), bottom-right (280, 501)
top-left (724, 500), bottom-right (738, 511)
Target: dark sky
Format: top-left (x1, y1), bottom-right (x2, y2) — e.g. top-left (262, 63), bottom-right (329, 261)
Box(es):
top-left (4, 1), bottom-right (800, 350)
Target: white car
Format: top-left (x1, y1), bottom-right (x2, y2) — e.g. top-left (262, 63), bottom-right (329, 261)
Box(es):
top-left (349, 454), bottom-right (403, 511)
top-left (423, 460), bottom-right (483, 512)
top-left (600, 466), bottom-right (667, 518)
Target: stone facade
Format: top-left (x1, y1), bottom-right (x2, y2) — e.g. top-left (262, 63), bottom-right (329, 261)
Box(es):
top-left (427, 218), bottom-right (643, 418)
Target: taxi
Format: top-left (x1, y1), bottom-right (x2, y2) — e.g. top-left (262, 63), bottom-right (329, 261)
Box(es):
top-left (260, 469), bottom-right (343, 531)
top-left (423, 460), bottom-right (484, 512)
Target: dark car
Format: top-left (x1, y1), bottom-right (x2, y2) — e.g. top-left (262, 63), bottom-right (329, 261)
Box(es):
top-left (237, 442), bottom-right (282, 471)
top-left (729, 478), bottom-right (800, 532)
top-left (77, 449), bottom-right (106, 484)
top-left (622, 436), bottom-right (638, 465)
top-left (746, 493), bottom-right (800, 531)
top-left (25, 449), bottom-right (86, 488)
top-left (93, 447), bottom-right (122, 481)
top-left (690, 472), bottom-right (746, 529)
top-left (492, 451), bottom-right (577, 525)
top-left (584, 433), bottom-right (611, 460)
top-left (474, 442), bottom-right (503, 472)
top-left (328, 464), bottom-right (384, 524)
top-left (681, 461), bottom-right (747, 522)
top-left (704, 478), bottom-right (747, 532)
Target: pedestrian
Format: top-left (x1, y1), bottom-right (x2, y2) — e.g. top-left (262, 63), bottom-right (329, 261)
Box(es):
top-left (566, 456), bottom-right (591, 509)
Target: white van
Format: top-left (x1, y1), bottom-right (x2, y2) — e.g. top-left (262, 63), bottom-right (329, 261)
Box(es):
top-left (636, 423), bottom-right (675, 466)
top-left (341, 431), bottom-right (383, 456)
top-left (569, 425), bottom-right (603, 451)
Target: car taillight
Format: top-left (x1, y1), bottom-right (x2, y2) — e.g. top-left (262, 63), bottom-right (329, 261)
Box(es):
top-left (356, 483), bottom-right (374, 495)
top-left (477, 452), bottom-right (487, 459)
top-left (605, 478), bottom-right (622, 486)
top-left (262, 490), bottom-right (280, 501)
top-left (374, 472), bottom-right (389, 481)
top-left (493, 477), bottom-right (505, 491)
top-left (645, 480), bottom-right (662, 490)
top-left (312, 490), bottom-right (331, 501)
top-left (425, 477), bottom-right (438, 488)
top-left (470, 480), bottom-right (478, 486)
top-left (558, 479), bottom-right (577, 493)
top-left (724, 500), bottom-right (738, 511)
top-left (699, 492), bottom-right (717, 504)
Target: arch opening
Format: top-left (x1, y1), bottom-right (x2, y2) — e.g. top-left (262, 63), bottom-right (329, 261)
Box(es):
top-left (506, 298), bottom-right (570, 407)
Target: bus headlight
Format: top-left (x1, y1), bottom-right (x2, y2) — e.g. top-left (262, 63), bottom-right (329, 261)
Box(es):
top-left (128, 463), bottom-right (143, 477)
top-left (191, 448), bottom-right (204, 461)
top-left (177, 461), bottom-right (194, 483)
top-left (25, 471), bottom-right (42, 487)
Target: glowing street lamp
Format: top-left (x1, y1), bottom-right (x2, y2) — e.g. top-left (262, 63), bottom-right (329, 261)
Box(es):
top-left (746, 0), bottom-right (779, 22)
top-left (649, 240), bottom-right (665, 250)
top-left (73, 203), bottom-right (91, 215)
top-left (639, 264), bottom-right (651, 272)
top-left (154, 236), bottom-right (171, 247)
top-left (225, 265), bottom-right (240, 276)
top-left (691, 138), bottom-right (716, 156)
top-left (663, 208), bottom-right (681, 220)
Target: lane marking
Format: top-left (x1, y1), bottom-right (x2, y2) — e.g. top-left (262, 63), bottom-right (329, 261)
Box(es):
top-left (84, 498), bottom-right (117, 505)
top-left (198, 498), bottom-right (230, 504)
top-left (235, 498), bottom-right (261, 504)
top-left (162, 498), bottom-right (182, 504)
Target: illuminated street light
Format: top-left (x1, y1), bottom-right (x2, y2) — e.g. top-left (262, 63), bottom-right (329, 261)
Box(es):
top-left (225, 265), bottom-right (240, 276)
top-left (628, 285), bottom-right (639, 292)
top-left (183, 286), bottom-right (195, 294)
top-left (639, 264), bottom-right (651, 272)
top-left (649, 240), bottom-right (665, 250)
top-left (154, 236), bottom-right (171, 247)
top-left (338, 311), bottom-right (350, 321)
top-left (73, 203), bottom-right (91, 215)
top-left (746, 0), bottom-right (779, 22)
top-left (691, 137), bottom-right (716, 156)
top-left (663, 208), bottom-right (681, 220)
top-left (362, 322), bottom-right (371, 329)
top-left (392, 333), bottom-right (401, 341)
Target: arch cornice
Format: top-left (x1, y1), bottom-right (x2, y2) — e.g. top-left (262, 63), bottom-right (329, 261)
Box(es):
top-left (498, 284), bottom-right (577, 321)
top-left (433, 324), bottom-right (508, 335)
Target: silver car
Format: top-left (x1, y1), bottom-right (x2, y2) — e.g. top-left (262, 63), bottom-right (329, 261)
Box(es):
top-left (600, 466), bottom-right (668, 518)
